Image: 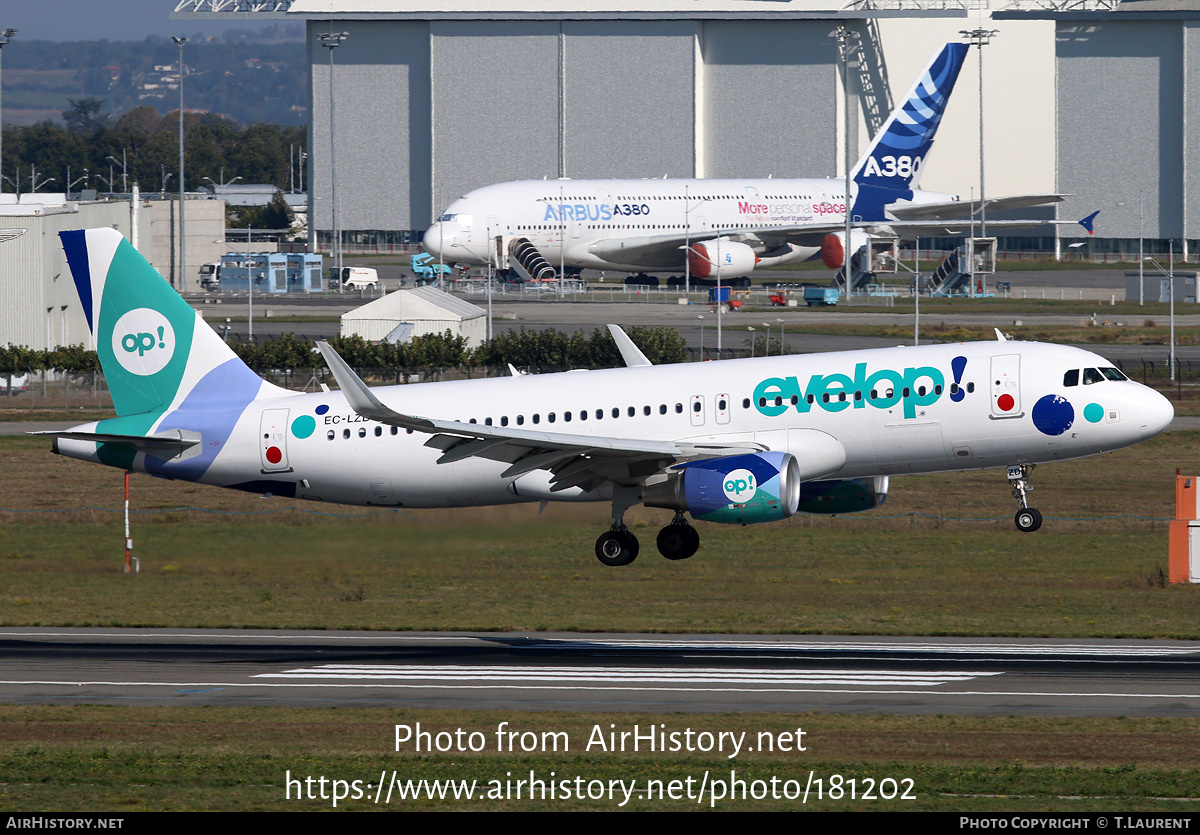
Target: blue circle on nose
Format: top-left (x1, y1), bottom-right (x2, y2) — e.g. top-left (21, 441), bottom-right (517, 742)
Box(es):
top-left (316, 404), bottom-right (329, 415)
top-left (1032, 394), bottom-right (1074, 436)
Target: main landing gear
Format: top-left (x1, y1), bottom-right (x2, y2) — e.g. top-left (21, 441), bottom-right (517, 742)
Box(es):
top-left (1007, 463), bottom-right (1043, 533)
top-left (594, 501), bottom-right (701, 566)
top-left (656, 513), bottom-right (700, 561)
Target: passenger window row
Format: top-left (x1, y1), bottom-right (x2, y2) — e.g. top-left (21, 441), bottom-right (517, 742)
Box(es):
top-left (327, 425), bottom-right (414, 441)
top-left (467, 403), bottom-right (690, 427)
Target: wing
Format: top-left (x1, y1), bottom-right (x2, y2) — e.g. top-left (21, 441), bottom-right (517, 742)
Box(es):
top-left (316, 342), bottom-right (775, 494)
top-left (889, 194), bottom-right (1065, 222)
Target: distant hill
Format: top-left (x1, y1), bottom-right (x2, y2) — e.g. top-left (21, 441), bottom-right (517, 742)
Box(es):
top-left (2, 30), bottom-right (306, 127)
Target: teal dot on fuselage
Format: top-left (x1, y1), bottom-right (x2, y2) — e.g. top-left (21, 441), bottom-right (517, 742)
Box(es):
top-left (291, 414), bottom-right (316, 438)
top-left (1084, 402), bottom-right (1104, 423)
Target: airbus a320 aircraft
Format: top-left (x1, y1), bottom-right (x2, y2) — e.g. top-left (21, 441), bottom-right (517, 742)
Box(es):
top-left (423, 42), bottom-right (1072, 282)
top-left (42, 228), bottom-right (1172, 566)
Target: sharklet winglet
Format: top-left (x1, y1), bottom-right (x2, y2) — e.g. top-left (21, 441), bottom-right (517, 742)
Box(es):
top-left (607, 324), bottom-right (652, 367)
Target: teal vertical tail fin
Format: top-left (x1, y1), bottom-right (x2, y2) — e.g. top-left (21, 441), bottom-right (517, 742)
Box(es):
top-left (59, 228), bottom-right (282, 418)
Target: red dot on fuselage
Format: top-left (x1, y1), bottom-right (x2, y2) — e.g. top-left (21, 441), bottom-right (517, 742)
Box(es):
top-left (997, 394), bottom-right (1015, 412)
top-left (265, 446), bottom-right (282, 464)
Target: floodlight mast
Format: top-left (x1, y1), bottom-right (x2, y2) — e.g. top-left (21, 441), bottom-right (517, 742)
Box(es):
top-left (0, 29), bottom-right (16, 195)
top-left (172, 36), bottom-right (188, 290)
top-left (320, 31), bottom-right (349, 280)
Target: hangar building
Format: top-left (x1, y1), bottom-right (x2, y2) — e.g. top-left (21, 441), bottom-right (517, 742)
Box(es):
top-left (176, 0), bottom-right (1200, 260)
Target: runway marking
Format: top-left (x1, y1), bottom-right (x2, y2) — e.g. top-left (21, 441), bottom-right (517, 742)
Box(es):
top-left (254, 664), bottom-right (1000, 687)
top-left (255, 667), bottom-right (1003, 686)
top-left (5, 681), bottom-right (1200, 701)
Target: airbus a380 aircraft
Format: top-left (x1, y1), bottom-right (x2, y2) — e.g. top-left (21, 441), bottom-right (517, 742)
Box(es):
top-left (43, 228), bottom-right (1172, 566)
top-left (423, 42), bottom-right (1076, 281)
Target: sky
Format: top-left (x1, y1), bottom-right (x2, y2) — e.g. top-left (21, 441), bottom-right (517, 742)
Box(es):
top-left (2, 1), bottom-right (290, 42)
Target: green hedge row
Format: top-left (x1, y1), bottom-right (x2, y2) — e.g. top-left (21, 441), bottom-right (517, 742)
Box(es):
top-left (1, 326), bottom-right (688, 376)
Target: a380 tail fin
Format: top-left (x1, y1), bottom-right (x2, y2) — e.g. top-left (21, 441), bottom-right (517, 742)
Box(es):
top-left (850, 42), bottom-right (969, 220)
top-left (59, 228), bottom-right (281, 419)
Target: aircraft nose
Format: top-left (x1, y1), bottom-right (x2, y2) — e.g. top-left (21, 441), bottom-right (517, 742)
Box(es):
top-left (1139, 387), bottom-right (1175, 439)
top-left (422, 223), bottom-right (442, 257)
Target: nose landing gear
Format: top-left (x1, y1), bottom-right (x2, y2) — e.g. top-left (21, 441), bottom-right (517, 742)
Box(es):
top-left (1007, 464), bottom-right (1043, 532)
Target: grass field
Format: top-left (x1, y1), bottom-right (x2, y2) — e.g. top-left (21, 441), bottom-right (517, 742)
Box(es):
top-left (2, 429), bottom-right (1199, 812)
top-left (0, 431), bottom-right (1195, 636)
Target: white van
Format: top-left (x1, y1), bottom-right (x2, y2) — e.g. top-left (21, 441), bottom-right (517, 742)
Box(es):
top-left (336, 267), bottom-right (378, 290)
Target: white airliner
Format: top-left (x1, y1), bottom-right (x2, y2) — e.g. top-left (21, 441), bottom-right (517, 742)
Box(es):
top-left (423, 43), bottom-right (1071, 283)
top-left (41, 227), bottom-right (1172, 566)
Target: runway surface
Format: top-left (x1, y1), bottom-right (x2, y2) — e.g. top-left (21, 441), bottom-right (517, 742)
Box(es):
top-left (3, 628), bottom-right (1200, 716)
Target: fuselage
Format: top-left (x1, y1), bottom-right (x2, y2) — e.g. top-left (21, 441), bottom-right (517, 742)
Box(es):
top-left (57, 341), bottom-right (1174, 511)
top-left (423, 178), bottom-right (955, 273)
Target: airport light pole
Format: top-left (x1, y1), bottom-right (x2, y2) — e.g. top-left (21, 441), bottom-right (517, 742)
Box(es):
top-left (684, 184), bottom-right (691, 298)
top-left (66, 167), bottom-right (88, 196)
top-left (320, 31), bottom-right (349, 283)
top-left (1139, 190), bottom-right (1145, 306)
top-left (697, 315), bottom-right (705, 362)
top-left (776, 318), bottom-right (785, 356)
top-left (833, 25), bottom-right (858, 297)
top-left (1145, 249), bottom-right (1176, 380)
top-left (761, 321), bottom-right (771, 355)
top-left (0, 28), bottom-right (15, 194)
top-left (961, 27), bottom-right (998, 238)
top-left (172, 36), bottom-right (188, 291)
top-left (747, 326), bottom-right (756, 359)
top-left (107, 151), bottom-right (127, 194)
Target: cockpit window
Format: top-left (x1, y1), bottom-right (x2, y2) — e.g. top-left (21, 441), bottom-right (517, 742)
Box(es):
top-left (1083, 367), bottom-right (1104, 385)
top-left (1063, 369), bottom-right (1079, 387)
top-left (1101, 367), bottom-right (1127, 381)
top-left (436, 213), bottom-right (456, 222)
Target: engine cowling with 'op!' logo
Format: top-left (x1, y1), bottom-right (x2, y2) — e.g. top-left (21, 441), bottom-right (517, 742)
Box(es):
top-left (643, 451), bottom-right (801, 525)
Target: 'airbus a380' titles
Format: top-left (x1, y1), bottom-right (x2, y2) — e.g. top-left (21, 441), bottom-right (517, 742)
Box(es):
top-left (39, 228), bottom-right (1173, 565)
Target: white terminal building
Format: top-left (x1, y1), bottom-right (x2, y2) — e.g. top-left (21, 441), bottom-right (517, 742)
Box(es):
top-left (168, 0), bottom-right (1200, 262)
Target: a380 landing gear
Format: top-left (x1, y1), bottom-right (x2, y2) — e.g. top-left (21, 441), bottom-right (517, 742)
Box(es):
top-left (656, 514), bottom-right (700, 561)
top-left (1007, 464), bottom-right (1043, 533)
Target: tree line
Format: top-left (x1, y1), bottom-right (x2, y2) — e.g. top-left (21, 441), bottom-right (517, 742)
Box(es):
top-left (2, 107), bottom-right (305, 196)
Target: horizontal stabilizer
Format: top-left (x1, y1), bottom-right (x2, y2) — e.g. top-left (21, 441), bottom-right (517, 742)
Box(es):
top-left (30, 428), bottom-right (202, 460)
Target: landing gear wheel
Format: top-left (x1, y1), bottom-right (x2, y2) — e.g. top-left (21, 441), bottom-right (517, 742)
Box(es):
top-left (596, 529), bottom-right (639, 566)
top-left (1014, 508), bottom-right (1043, 533)
top-left (657, 523), bottom-right (700, 561)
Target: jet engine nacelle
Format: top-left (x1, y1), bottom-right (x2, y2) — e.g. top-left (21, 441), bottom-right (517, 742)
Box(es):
top-left (819, 230), bottom-right (871, 269)
top-left (796, 476), bottom-right (889, 515)
top-left (643, 451), bottom-right (801, 525)
top-left (688, 238), bottom-right (759, 279)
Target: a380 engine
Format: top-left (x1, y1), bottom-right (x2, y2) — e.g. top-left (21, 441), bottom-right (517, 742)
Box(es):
top-left (687, 238), bottom-right (759, 278)
top-left (643, 451), bottom-right (801, 525)
top-left (819, 230), bottom-right (871, 269)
